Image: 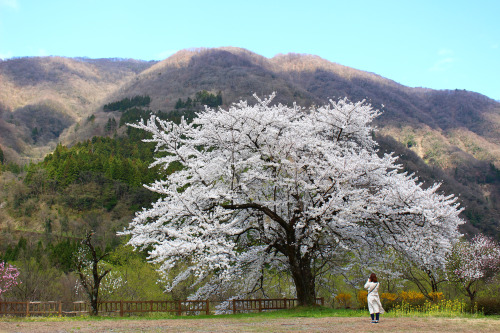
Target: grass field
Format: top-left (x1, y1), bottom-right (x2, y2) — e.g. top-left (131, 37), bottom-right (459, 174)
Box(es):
top-left (0, 308), bottom-right (499, 333)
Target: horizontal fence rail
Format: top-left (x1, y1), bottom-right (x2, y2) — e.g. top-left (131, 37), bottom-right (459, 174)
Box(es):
top-left (0, 301), bottom-right (63, 317)
top-left (97, 300), bottom-right (210, 316)
top-left (232, 297), bottom-right (324, 313)
top-left (0, 297), bottom-right (324, 317)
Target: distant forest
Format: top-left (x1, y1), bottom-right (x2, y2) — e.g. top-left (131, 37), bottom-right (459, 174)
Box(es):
top-left (103, 95), bottom-right (151, 112)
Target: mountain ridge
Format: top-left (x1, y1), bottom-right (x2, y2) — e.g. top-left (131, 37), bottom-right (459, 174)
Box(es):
top-left (0, 56), bottom-right (155, 162)
top-left (1, 47), bottom-right (499, 237)
top-left (2, 48), bottom-right (499, 167)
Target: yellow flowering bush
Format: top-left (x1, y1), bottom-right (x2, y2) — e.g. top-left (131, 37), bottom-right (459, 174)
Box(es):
top-left (380, 292), bottom-right (398, 301)
top-left (380, 292), bottom-right (398, 310)
top-left (354, 289), bottom-right (457, 314)
top-left (399, 291), bottom-right (425, 306)
top-left (428, 292), bottom-right (444, 302)
top-left (357, 290), bottom-right (368, 309)
top-left (335, 293), bottom-right (352, 309)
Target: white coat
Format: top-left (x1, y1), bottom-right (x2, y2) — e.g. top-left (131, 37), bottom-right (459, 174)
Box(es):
top-left (364, 279), bottom-right (385, 314)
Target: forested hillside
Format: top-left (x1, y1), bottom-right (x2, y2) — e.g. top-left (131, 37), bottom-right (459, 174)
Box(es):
top-left (1, 47), bottom-right (499, 259)
top-left (0, 107), bottom-right (203, 302)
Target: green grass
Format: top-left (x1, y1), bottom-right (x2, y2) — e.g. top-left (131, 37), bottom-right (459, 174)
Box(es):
top-left (0, 307), bottom-right (361, 322)
top-left (1, 306), bottom-right (497, 323)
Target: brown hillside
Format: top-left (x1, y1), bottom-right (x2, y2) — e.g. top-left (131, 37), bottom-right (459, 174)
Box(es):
top-left (110, 48), bottom-right (500, 168)
top-left (0, 57), bottom-right (155, 162)
top-left (109, 48), bottom-right (319, 111)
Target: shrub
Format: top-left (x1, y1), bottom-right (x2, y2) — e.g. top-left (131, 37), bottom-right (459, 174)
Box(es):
top-left (357, 290), bottom-right (367, 309)
top-left (428, 292), bottom-right (444, 303)
top-left (475, 297), bottom-right (500, 315)
top-left (335, 293), bottom-right (352, 309)
top-left (380, 292), bottom-right (398, 311)
top-left (399, 291), bottom-right (426, 306)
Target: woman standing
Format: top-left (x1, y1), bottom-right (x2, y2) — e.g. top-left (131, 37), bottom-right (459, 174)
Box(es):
top-left (364, 273), bottom-right (384, 323)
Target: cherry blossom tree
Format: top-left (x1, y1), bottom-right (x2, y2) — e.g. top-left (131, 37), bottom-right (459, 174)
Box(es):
top-left (446, 234), bottom-right (500, 303)
top-left (124, 94), bottom-right (464, 306)
top-left (0, 261), bottom-right (20, 298)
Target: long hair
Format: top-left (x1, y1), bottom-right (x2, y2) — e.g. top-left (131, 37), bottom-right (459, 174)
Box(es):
top-left (369, 273), bottom-right (378, 283)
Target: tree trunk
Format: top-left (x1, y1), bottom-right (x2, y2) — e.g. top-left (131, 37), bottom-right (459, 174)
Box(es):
top-left (90, 294), bottom-right (98, 316)
top-left (76, 231), bottom-right (109, 316)
top-left (465, 282), bottom-right (477, 305)
top-left (289, 253), bottom-right (316, 306)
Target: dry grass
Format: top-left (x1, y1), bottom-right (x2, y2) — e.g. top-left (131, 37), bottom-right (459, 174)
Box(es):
top-left (0, 316), bottom-right (499, 333)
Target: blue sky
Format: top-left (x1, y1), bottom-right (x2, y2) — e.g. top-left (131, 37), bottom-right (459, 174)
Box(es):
top-left (0, 0), bottom-right (499, 100)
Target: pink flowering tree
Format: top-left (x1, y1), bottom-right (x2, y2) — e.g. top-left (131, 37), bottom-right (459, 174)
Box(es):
top-left (0, 261), bottom-right (20, 298)
top-left (446, 234), bottom-right (500, 303)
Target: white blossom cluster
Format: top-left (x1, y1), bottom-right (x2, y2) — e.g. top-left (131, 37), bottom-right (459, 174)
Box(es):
top-left (123, 94), bottom-right (464, 299)
top-left (75, 246), bottom-right (124, 298)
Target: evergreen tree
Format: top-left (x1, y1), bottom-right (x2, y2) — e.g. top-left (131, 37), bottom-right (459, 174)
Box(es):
top-left (175, 98), bottom-right (184, 109)
top-left (216, 90), bottom-right (223, 106)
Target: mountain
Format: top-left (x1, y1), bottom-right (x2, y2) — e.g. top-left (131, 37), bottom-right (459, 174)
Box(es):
top-left (108, 48), bottom-right (500, 169)
top-left (0, 57), bottom-right (155, 163)
top-left (1, 48), bottom-right (499, 238)
top-left (106, 48), bottom-right (500, 237)
top-left (108, 48), bottom-right (500, 164)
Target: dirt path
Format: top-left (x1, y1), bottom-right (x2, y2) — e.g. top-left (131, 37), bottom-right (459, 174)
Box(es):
top-left (1, 316), bottom-right (499, 333)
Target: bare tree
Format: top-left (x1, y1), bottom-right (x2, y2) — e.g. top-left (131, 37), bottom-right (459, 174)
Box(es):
top-left (75, 231), bottom-right (110, 316)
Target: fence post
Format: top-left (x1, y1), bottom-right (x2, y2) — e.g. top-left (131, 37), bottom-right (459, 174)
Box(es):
top-left (232, 299), bottom-right (236, 314)
top-left (26, 301), bottom-right (29, 317)
top-left (120, 300), bottom-right (124, 317)
top-left (150, 300), bottom-right (154, 313)
top-left (205, 300), bottom-right (210, 315)
top-left (58, 301), bottom-right (62, 317)
top-left (177, 300), bottom-right (182, 316)
top-left (258, 299), bottom-right (262, 312)
top-left (283, 298), bottom-right (287, 309)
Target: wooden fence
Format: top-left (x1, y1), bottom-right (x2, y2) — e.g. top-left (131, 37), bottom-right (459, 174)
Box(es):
top-left (0, 297), bottom-right (324, 317)
top-left (0, 301), bottom-right (65, 317)
top-left (231, 297), bottom-right (324, 313)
